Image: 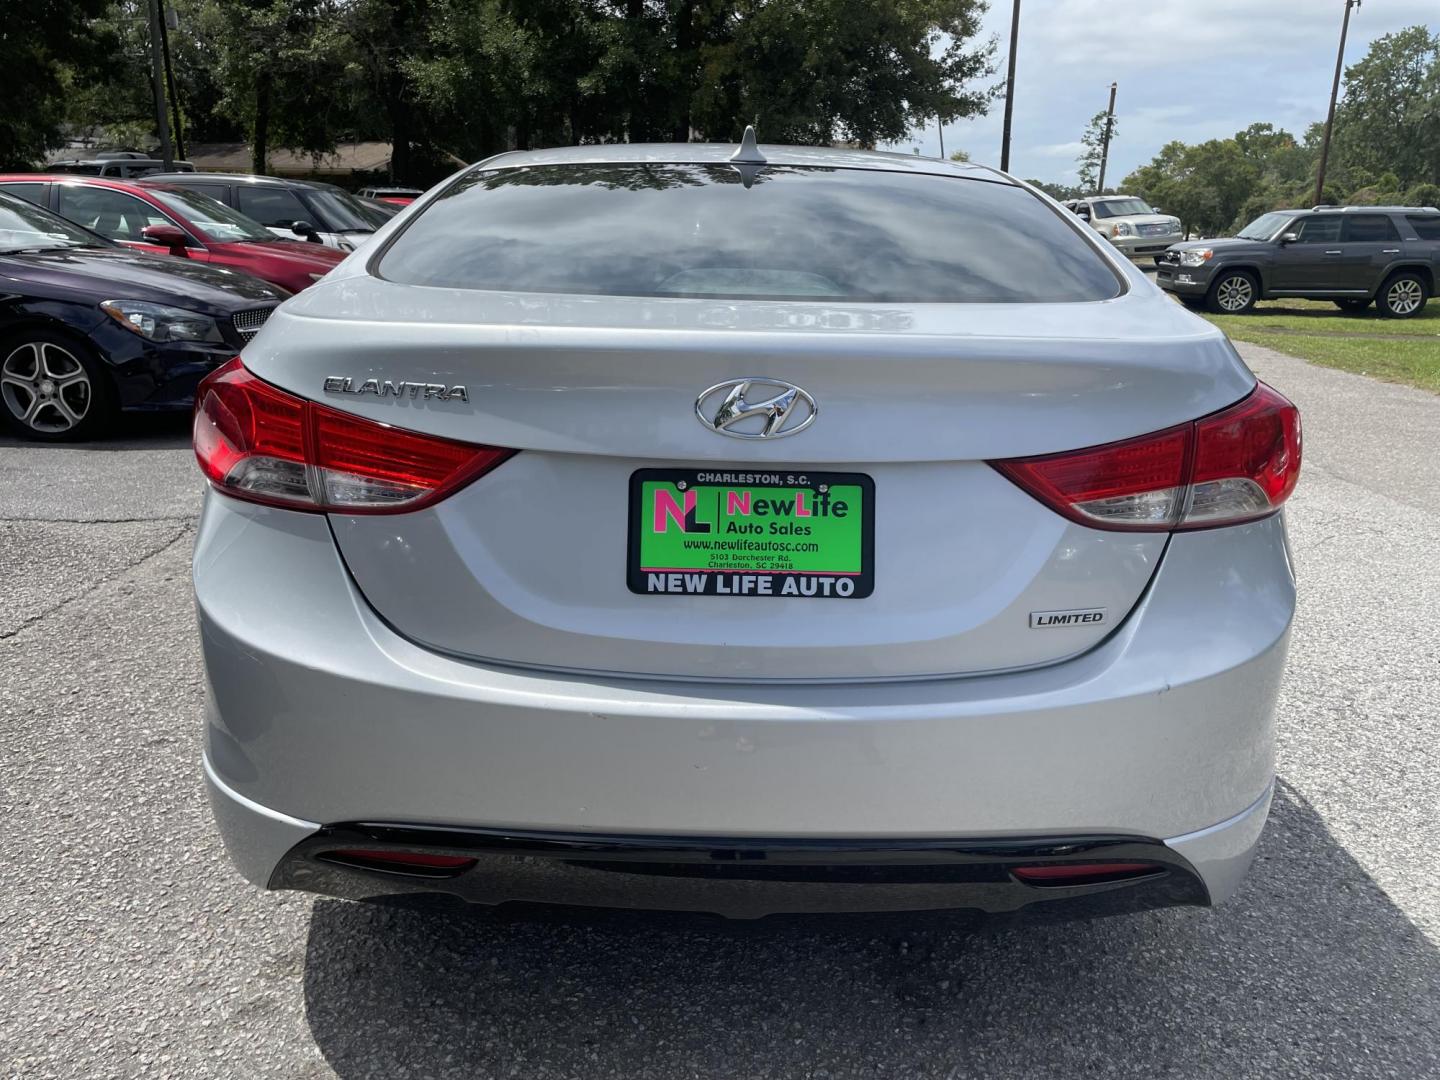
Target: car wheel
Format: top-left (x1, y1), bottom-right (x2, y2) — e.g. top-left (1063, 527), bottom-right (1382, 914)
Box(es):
top-left (1333, 298), bottom-right (1371, 312)
top-left (1376, 272), bottom-right (1428, 319)
top-left (1206, 270), bottom-right (1258, 315)
top-left (0, 331), bottom-right (113, 442)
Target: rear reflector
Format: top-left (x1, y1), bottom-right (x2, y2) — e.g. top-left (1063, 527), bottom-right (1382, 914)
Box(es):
top-left (193, 358), bottom-right (513, 513)
top-left (991, 383), bottom-right (1300, 531)
top-left (320, 849), bottom-right (478, 874)
top-left (1012, 862), bottom-right (1161, 886)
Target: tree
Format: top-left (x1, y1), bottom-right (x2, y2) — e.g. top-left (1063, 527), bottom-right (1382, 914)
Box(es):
top-left (1123, 137), bottom-right (1260, 236)
top-left (1025, 178), bottom-right (1082, 202)
top-left (39, 0), bottom-right (997, 183)
top-left (0, 0), bottom-right (111, 168)
top-left (196, 0), bottom-right (354, 173)
top-left (1333, 25), bottom-right (1440, 188)
top-left (698, 0), bottom-right (995, 148)
top-left (410, 0), bottom-right (996, 166)
top-left (1076, 110), bottom-right (1114, 194)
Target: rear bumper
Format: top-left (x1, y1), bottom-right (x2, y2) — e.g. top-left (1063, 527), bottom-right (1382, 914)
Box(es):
top-left (196, 493), bottom-right (1293, 910)
top-left (205, 763), bottom-right (1271, 918)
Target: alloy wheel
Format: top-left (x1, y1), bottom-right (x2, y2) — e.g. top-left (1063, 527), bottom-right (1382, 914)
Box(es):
top-left (0, 341), bottom-right (92, 434)
top-left (1386, 278), bottom-right (1423, 316)
top-left (1215, 275), bottom-right (1253, 312)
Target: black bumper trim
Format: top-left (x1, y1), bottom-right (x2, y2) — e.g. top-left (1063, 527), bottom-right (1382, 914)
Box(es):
top-left (271, 823), bottom-right (1210, 921)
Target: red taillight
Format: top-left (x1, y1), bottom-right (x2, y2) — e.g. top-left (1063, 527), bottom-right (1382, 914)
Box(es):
top-left (1011, 862), bottom-right (1161, 886)
top-left (992, 383), bottom-right (1300, 531)
top-left (193, 358), bottom-right (513, 513)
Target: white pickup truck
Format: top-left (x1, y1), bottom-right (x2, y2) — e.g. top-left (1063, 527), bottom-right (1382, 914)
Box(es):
top-left (1065, 195), bottom-right (1183, 262)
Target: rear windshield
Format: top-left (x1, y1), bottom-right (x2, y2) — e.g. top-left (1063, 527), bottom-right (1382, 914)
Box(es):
top-left (379, 164), bottom-right (1121, 303)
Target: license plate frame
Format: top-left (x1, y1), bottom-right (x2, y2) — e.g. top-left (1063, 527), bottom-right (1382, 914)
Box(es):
top-left (627, 468), bottom-right (875, 599)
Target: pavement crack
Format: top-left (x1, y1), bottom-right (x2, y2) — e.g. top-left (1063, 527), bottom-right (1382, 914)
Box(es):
top-left (0, 515), bottom-right (196, 525)
top-left (0, 524), bottom-right (193, 642)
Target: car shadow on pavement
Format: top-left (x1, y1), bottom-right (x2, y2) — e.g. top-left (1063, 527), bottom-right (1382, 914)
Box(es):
top-left (0, 412), bottom-right (191, 450)
top-left (301, 781), bottom-right (1439, 1079)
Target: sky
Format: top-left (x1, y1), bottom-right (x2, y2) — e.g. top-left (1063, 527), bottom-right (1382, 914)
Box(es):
top-left (884, 0), bottom-right (1440, 185)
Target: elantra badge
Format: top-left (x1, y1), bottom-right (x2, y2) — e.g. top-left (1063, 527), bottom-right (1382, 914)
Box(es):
top-left (324, 376), bottom-right (468, 403)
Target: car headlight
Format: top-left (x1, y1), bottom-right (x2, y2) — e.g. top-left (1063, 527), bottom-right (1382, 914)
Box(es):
top-left (1169, 218), bottom-right (1182, 232)
top-left (100, 300), bottom-right (223, 343)
top-left (1111, 222), bottom-right (1134, 237)
top-left (1179, 249), bottom-right (1213, 267)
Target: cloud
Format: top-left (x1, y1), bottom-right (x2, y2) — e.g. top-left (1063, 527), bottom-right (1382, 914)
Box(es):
top-left (888, 0), bottom-right (1439, 185)
top-left (1034, 140), bottom-right (1086, 158)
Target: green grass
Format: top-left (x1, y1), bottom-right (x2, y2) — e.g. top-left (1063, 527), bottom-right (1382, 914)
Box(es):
top-left (1203, 297), bottom-right (1440, 337)
top-left (1226, 332), bottom-right (1440, 393)
top-left (1183, 297), bottom-right (1440, 393)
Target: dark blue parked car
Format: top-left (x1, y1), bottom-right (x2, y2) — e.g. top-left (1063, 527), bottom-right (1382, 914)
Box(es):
top-left (0, 190), bottom-right (284, 441)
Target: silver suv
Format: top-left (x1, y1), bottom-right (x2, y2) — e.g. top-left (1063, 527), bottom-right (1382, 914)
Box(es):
top-left (1067, 195), bottom-right (1183, 261)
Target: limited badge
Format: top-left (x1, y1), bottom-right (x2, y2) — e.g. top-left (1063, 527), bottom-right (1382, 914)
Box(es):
top-left (1030, 608), bottom-right (1107, 628)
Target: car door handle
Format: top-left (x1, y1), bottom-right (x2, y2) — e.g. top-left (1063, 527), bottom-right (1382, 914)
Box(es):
top-left (1383, 248), bottom-right (1400, 254)
top-left (1324, 250), bottom-right (1343, 255)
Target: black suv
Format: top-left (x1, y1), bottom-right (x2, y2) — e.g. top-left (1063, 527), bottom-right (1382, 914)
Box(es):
top-left (1158, 206), bottom-right (1440, 317)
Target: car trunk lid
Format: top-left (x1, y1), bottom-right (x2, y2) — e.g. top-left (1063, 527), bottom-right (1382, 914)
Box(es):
top-left (241, 281), bottom-right (1252, 680)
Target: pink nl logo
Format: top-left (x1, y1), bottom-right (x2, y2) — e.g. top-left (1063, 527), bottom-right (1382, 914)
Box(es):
top-left (654, 488), bottom-right (825, 534)
top-left (653, 489), bottom-right (711, 534)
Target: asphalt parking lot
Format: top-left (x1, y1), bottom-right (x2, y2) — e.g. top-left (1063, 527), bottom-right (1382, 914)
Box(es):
top-left (2, 342), bottom-right (1437, 1079)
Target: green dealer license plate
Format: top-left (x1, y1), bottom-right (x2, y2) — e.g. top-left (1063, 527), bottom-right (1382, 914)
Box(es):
top-left (628, 469), bottom-right (875, 599)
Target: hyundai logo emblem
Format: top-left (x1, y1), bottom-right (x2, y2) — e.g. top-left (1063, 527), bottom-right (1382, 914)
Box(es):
top-left (695, 378), bottom-right (817, 440)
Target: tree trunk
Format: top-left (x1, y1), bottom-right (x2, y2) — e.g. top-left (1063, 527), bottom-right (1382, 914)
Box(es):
top-left (516, 106), bottom-right (531, 151)
top-left (386, 54), bottom-right (412, 181)
top-left (159, 6), bottom-right (185, 161)
top-left (252, 70), bottom-right (270, 174)
top-left (672, 0), bottom-right (694, 142)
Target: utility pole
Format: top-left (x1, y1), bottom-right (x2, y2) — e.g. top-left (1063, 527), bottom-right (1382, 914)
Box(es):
top-left (1096, 81), bottom-right (1117, 194)
top-left (1315, 0), bottom-right (1360, 206)
top-left (146, 0), bottom-right (174, 169)
top-left (999, 0), bottom-right (1021, 172)
top-left (938, 117), bottom-right (945, 159)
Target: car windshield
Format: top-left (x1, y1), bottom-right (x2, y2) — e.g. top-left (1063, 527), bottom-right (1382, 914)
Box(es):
top-left (1236, 212), bottom-right (1294, 241)
top-left (147, 188), bottom-right (276, 243)
top-left (0, 192), bottom-right (109, 253)
top-left (1091, 198), bottom-right (1154, 218)
top-left (300, 188), bottom-right (390, 232)
top-left (380, 163), bottom-right (1122, 303)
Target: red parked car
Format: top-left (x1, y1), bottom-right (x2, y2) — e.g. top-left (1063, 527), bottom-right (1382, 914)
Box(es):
top-left (0, 175), bottom-right (345, 294)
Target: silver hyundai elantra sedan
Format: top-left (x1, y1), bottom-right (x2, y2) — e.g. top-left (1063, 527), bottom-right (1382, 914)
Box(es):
top-left (193, 138), bottom-right (1300, 921)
